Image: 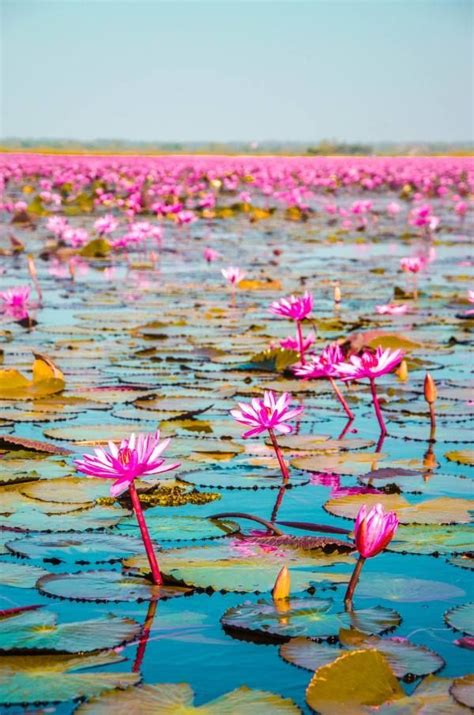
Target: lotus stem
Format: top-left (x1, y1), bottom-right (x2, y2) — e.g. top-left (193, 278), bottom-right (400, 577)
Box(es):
top-left (209, 511), bottom-right (284, 536)
top-left (344, 555), bottom-right (366, 611)
top-left (268, 427), bottom-right (291, 482)
top-left (296, 321), bottom-right (306, 365)
top-left (369, 379), bottom-right (387, 435)
top-left (429, 402), bottom-right (436, 441)
top-left (329, 377), bottom-right (355, 420)
top-left (128, 483), bottom-right (163, 585)
top-left (270, 484), bottom-right (287, 523)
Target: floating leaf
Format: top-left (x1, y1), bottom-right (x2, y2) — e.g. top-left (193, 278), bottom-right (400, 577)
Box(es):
top-left (0, 354), bottom-right (65, 400)
top-left (37, 570), bottom-right (190, 602)
top-left (222, 599), bottom-right (400, 641)
top-left (0, 651), bottom-right (138, 704)
top-left (0, 562), bottom-right (49, 589)
top-left (281, 632), bottom-right (444, 678)
top-left (356, 574), bottom-right (464, 602)
top-left (388, 525), bottom-right (474, 555)
top-left (116, 515), bottom-right (238, 542)
top-left (124, 541), bottom-right (354, 593)
top-left (6, 532), bottom-right (145, 564)
top-left (42, 424), bottom-right (157, 445)
top-left (305, 649), bottom-right (404, 714)
top-left (0, 609), bottom-right (141, 653)
top-left (447, 554), bottom-right (474, 571)
top-left (376, 675), bottom-right (469, 714)
top-left (179, 466), bottom-right (309, 490)
top-left (0, 505), bottom-right (129, 532)
top-left (445, 450), bottom-right (474, 466)
top-left (445, 603), bottom-right (474, 636)
top-left (76, 683), bottom-right (300, 714)
top-left (450, 674), bottom-right (474, 709)
top-left (325, 493), bottom-right (474, 525)
top-left (293, 452), bottom-right (385, 476)
top-left (20, 476), bottom-right (112, 504)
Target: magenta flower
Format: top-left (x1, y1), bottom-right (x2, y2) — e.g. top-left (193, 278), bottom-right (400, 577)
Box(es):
top-left (269, 291), bottom-right (313, 321)
top-left (231, 391), bottom-right (303, 481)
top-left (222, 266), bottom-right (246, 286)
top-left (400, 257), bottom-right (424, 274)
top-left (204, 247), bottom-right (220, 263)
top-left (231, 390), bottom-right (303, 439)
top-left (294, 343), bottom-right (354, 420)
top-left (337, 347), bottom-right (404, 382)
top-left (279, 329), bottom-right (316, 352)
top-left (94, 214), bottom-right (118, 235)
top-left (338, 348), bottom-right (404, 434)
top-left (75, 431), bottom-right (180, 497)
top-left (62, 227), bottom-right (89, 248)
top-left (376, 303), bottom-right (409, 315)
top-left (354, 503), bottom-right (399, 558)
top-left (0, 285), bottom-right (31, 321)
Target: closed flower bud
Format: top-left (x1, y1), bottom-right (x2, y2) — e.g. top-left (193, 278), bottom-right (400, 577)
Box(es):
top-left (424, 373), bottom-right (437, 404)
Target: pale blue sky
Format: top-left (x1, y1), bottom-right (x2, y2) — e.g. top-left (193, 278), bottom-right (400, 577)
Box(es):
top-left (1, 0), bottom-right (473, 142)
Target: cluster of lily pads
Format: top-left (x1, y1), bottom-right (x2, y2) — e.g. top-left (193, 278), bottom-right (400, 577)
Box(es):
top-left (0, 154), bottom-right (472, 712)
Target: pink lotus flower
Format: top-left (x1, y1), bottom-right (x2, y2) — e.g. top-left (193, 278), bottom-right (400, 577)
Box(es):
top-left (231, 390), bottom-right (303, 439)
top-left (62, 227), bottom-right (89, 248)
top-left (279, 330), bottom-right (316, 352)
top-left (386, 202), bottom-right (401, 216)
top-left (94, 214), bottom-right (118, 235)
top-left (222, 266), bottom-right (246, 286)
top-left (231, 391), bottom-right (303, 482)
top-left (46, 216), bottom-right (69, 237)
top-left (400, 257), bottom-right (424, 274)
top-left (294, 343), bottom-right (354, 420)
top-left (269, 292), bottom-right (313, 321)
top-left (204, 247), bottom-right (220, 263)
top-left (0, 285), bottom-right (31, 320)
top-left (75, 430), bottom-right (180, 497)
top-left (344, 503), bottom-right (399, 610)
top-left (354, 503), bottom-right (399, 558)
top-left (376, 303), bottom-right (409, 315)
top-left (338, 348), bottom-right (404, 434)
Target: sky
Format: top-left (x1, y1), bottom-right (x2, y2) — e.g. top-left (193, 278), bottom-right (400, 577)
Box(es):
top-left (1, 0), bottom-right (473, 143)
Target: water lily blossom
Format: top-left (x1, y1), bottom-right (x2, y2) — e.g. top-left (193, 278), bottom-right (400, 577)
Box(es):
top-left (338, 347), bottom-right (404, 434)
top-left (204, 247), bottom-right (220, 263)
top-left (270, 292), bottom-right (314, 365)
top-left (0, 285), bottom-right (32, 321)
top-left (222, 266), bottom-right (246, 305)
top-left (344, 503), bottom-right (399, 610)
top-left (231, 391), bottom-right (303, 480)
top-left (279, 330), bottom-right (316, 353)
top-left (294, 343), bottom-right (354, 419)
top-left (376, 303), bottom-right (408, 315)
top-left (75, 431), bottom-right (179, 585)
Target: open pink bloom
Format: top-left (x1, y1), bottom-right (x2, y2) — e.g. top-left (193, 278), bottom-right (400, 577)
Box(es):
top-left (222, 266), bottom-right (246, 286)
top-left (0, 285), bottom-right (31, 320)
top-left (231, 390), bottom-right (303, 439)
top-left (338, 347), bottom-right (404, 381)
top-left (94, 214), bottom-right (118, 235)
top-left (204, 247), bottom-right (220, 263)
top-left (62, 227), bottom-right (89, 248)
top-left (294, 343), bottom-right (344, 379)
top-left (280, 330), bottom-right (316, 352)
top-left (75, 431), bottom-right (180, 497)
top-left (468, 290), bottom-right (474, 304)
top-left (46, 216), bottom-right (69, 237)
top-left (269, 291), bottom-right (313, 321)
top-left (376, 303), bottom-right (409, 315)
top-left (400, 257), bottom-right (424, 274)
top-left (386, 201), bottom-right (401, 216)
top-left (354, 503), bottom-right (399, 557)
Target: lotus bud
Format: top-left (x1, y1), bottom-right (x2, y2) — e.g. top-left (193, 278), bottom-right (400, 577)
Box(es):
top-left (272, 565), bottom-right (291, 602)
top-left (424, 373), bottom-right (437, 404)
top-left (397, 359), bottom-right (408, 382)
top-left (334, 283), bottom-right (341, 305)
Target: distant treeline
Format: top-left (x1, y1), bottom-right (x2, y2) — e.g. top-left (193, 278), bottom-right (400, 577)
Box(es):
top-left (1, 138), bottom-right (473, 156)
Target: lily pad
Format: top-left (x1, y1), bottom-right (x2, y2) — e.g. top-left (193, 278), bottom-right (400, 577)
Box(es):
top-left (42, 424), bottom-right (154, 444)
top-left (376, 675), bottom-right (470, 713)
top-left (445, 450), bottom-right (474, 466)
top-left (76, 683), bottom-right (301, 714)
top-left (0, 562), bottom-right (49, 589)
top-left (6, 532), bottom-right (145, 564)
top-left (0, 651), bottom-right (139, 704)
top-left (356, 574), bottom-right (465, 602)
top-left (116, 515), bottom-right (239, 542)
top-left (0, 609), bottom-right (141, 653)
top-left (324, 493), bottom-right (474, 525)
top-left (36, 570), bottom-right (190, 602)
top-left (445, 603), bottom-right (474, 636)
top-left (221, 599), bottom-right (401, 641)
top-left (0, 505), bottom-right (129, 532)
top-left (306, 649), bottom-right (404, 714)
top-left (124, 541), bottom-right (354, 593)
top-left (20, 476), bottom-right (112, 504)
top-left (293, 452), bottom-right (386, 476)
top-left (450, 674), bottom-right (474, 709)
top-left (179, 466), bottom-right (309, 490)
top-left (388, 525), bottom-right (474, 555)
top-left (281, 632), bottom-right (444, 678)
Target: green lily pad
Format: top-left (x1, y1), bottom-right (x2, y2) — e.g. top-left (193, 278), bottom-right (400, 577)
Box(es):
top-left (388, 525), bottom-right (474, 555)
top-left (76, 683), bottom-right (301, 714)
top-left (0, 505), bottom-right (129, 532)
top-left (356, 574), bottom-right (465, 602)
top-left (221, 598), bottom-right (401, 641)
top-left (37, 569), bottom-right (190, 602)
top-left (450, 674), bottom-right (474, 709)
top-left (178, 466), bottom-right (309, 490)
top-left (116, 515), bottom-right (238, 542)
top-left (447, 554), bottom-right (474, 571)
top-left (0, 651), bottom-right (139, 704)
top-left (280, 632), bottom-right (444, 678)
top-left (42, 424), bottom-right (159, 444)
top-left (376, 675), bottom-right (469, 714)
top-left (6, 532), bottom-right (145, 564)
top-left (359, 473), bottom-right (474, 497)
top-left (0, 609), bottom-right (141, 653)
top-left (293, 452), bottom-right (386, 476)
top-left (124, 541), bottom-right (354, 593)
top-left (445, 603), bottom-right (474, 636)
top-left (20, 477), bottom-right (112, 504)
top-left (0, 562), bottom-right (49, 589)
top-left (324, 493), bottom-right (474, 525)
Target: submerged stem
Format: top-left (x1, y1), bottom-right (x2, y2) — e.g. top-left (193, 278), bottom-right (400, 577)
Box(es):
top-left (329, 377), bottom-right (355, 420)
top-left (344, 555), bottom-right (366, 611)
top-left (370, 379), bottom-right (387, 435)
top-left (296, 321), bottom-right (306, 365)
top-left (268, 428), bottom-right (290, 482)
